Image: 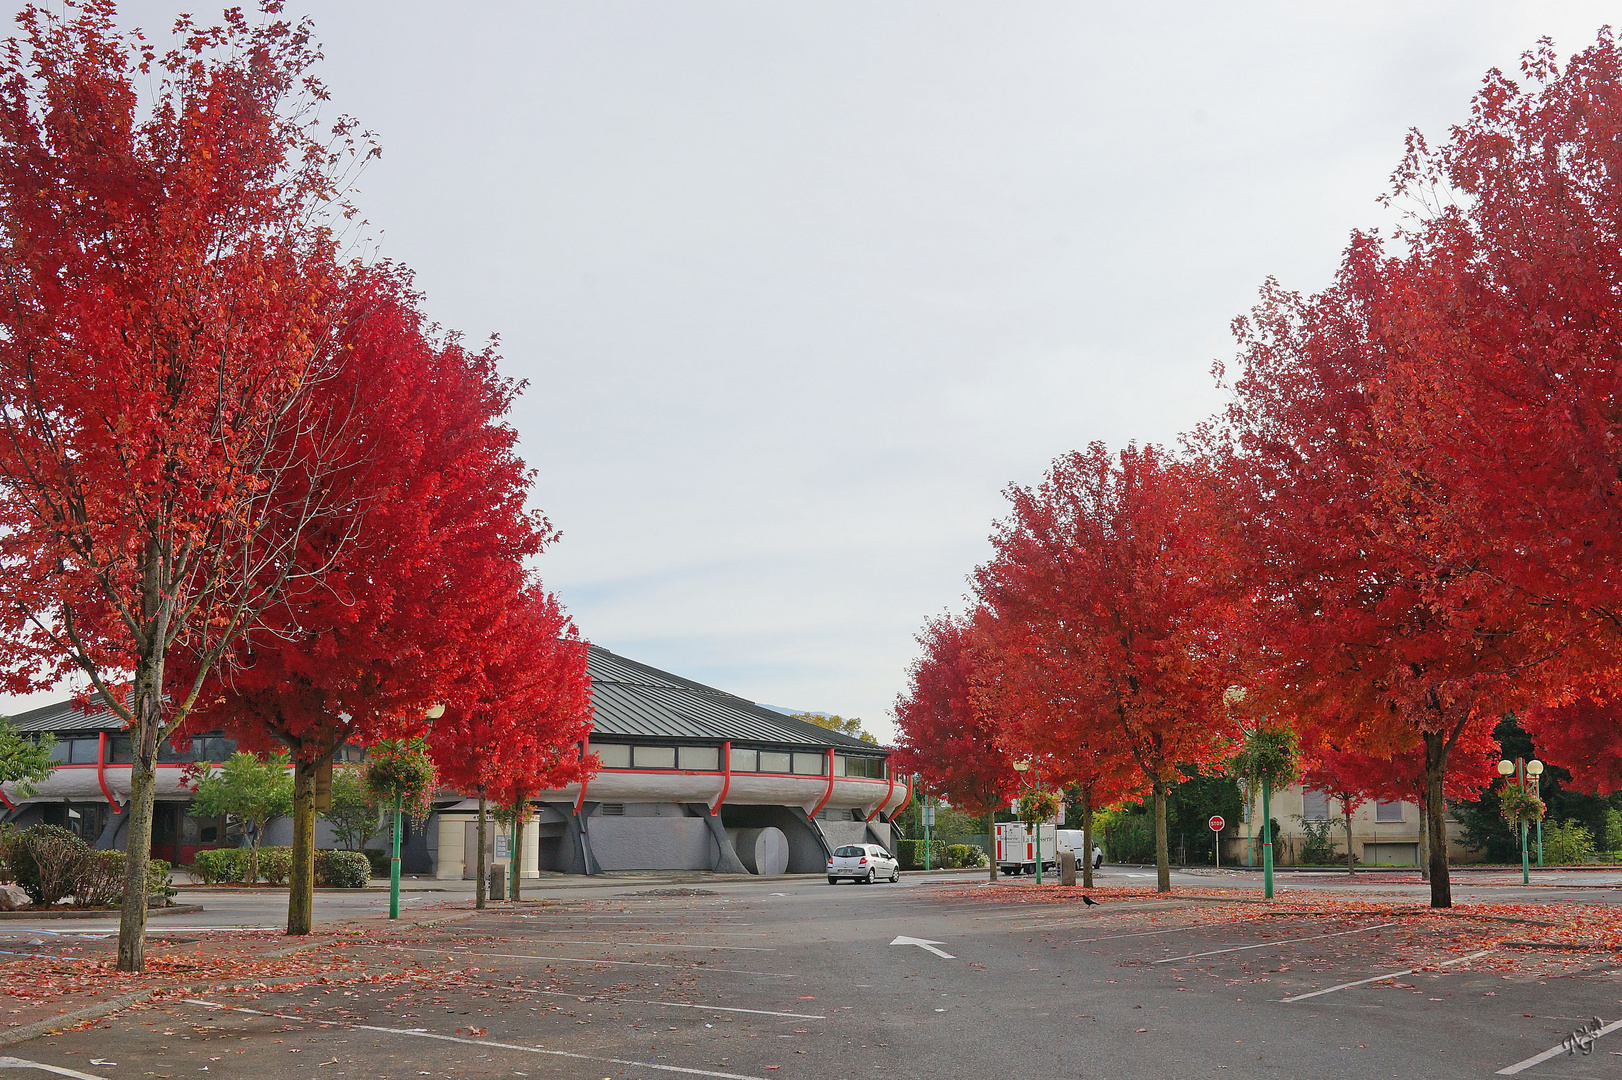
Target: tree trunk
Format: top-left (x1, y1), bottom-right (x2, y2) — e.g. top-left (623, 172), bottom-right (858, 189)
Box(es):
top-left (1344, 807), bottom-right (1355, 875)
top-left (510, 802), bottom-right (525, 902)
top-left (983, 808), bottom-right (998, 881)
top-left (1081, 791), bottom-right (1095, 889)
top-left (1417, 791), bottom-right (1431, 881)
top-left (1423, 731), bottom-right (1451, 908)
top-left (287, 757), bottom-right (318, 935)
top-left (116, 660), bottom-right (163, 972)
top-left (476, 793), bottom-right (488, 910)
top-left (1153, 779), bottom-right (1170, 893)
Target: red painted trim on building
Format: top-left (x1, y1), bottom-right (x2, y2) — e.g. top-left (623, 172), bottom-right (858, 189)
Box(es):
top-left (710, 741), bottom-right (732, 815)
top-left (808, 749), bottom-right (836, 818)
top-left (891, 774), bottom-right (915, 818)
top-left (867, 769), bottom-right (897, 822)
top-left (96, 733), bottom-right (121, 812)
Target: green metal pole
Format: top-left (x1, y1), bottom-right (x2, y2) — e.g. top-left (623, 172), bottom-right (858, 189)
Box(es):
top-left (924, 798), bottom-right (932, 871)
top-left (1535, 774), bottom-right (1544, 867)
top-left (1519, 761), bottom-right (1529, 885)
top-left (1035, 818), bottom-right (1042, 885)
top-left (389, 793), bottom-right (402, 919)
top-left (1262, 777), bottom-right (1274, 900)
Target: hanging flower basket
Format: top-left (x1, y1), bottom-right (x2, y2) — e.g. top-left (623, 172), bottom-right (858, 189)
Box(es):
top-left (1018, 790), bottom-right (1060, 826)
top-left (1498, 784), bottom-right (1545, 826)
top-left (364, 738), bottom-right (438, 819)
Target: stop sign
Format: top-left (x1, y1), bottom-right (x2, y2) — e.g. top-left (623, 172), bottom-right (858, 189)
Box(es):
top-left (1208, 815), bottom-right (1225, 832)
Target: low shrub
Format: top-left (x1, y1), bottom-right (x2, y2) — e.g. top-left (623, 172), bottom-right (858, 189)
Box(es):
top-left (192, 847), bottom-right (244, 885)
top-left (896, 839), bottom-right (949, 870)
top-left (73, 850), bottom-right (124, 908)
top-left (147, 857), bottom-right (175, 906)
top-left (363, 848), bottom-right (390, 877)
top-left (1544, 820), bottom-right (1596, 865)
top-left (255, 846), bottom-right (292, 885)
top-left (8, 825), bottom-right (89, 906)
top-left (316, 849), bottom-right (370, 888)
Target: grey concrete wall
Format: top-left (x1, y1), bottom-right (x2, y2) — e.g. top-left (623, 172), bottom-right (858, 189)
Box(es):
top-left (591, 817), bottom-right (717, 871)
top-left (821, 821), bottom-right (873, 851)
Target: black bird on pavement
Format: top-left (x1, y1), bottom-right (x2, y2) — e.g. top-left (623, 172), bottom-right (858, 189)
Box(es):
top-left (1082, 895), bottom-right (1099, 906)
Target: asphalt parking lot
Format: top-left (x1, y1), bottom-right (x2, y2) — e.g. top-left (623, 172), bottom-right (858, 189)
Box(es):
top-left (4, 869), bottom-right (1622, 1079)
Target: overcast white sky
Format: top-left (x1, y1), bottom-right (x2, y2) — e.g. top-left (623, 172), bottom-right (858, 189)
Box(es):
top-left (9, 2), bottom-right (1615, 739)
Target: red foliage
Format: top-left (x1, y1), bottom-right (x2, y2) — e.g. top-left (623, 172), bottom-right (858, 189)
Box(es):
top-left (430, 588), bottom-right (597, 807)
top-left (974, 444), bottom-right (1244, 792)
top-left (891, 615), bottom-right (1017, 818)
top-left (177, 268), bottom-right (549, 763)
top-left (1521, 695), bottom-right (1622, 796)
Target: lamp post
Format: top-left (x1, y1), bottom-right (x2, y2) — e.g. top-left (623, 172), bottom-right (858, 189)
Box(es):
top-left (390, 704), bottom-right (445, 920)
top-left (1498, 757), bottom-right (1543, 886)
top-left (1530, 760), bottom-right (1545, 867)
top-left (1012, 758), bottom-right (1046, 885)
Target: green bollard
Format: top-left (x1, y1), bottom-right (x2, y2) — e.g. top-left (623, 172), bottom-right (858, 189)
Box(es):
top-left (1262, 777), bottom-right (1274, 900)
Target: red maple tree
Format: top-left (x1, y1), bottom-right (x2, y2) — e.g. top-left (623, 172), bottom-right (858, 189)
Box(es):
top-left (430, 588), bottom-right (595, 908)
top-left (972, 443), bottom-right (1246, 892)
top-left (0, 2), bottom-right (369, 969)
top-left (177, 267), bottom-right (552, 933)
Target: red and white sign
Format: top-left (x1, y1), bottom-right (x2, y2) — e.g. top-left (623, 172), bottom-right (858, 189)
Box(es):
top-left (1208, 815), bottom-right (1226, 832)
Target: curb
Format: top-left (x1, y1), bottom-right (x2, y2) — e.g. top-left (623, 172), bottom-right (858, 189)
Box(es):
top-left (0, 989), bottom-right (156, 1048)
top-left (0, 904), bottom-right (204, 921)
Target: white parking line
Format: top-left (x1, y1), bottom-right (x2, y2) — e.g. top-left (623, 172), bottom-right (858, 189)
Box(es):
top-left (387, 946), bottom-right (795, 977)
top-left (513, 987), bottom-right (824, 1019)
top-left (1496, 1016), bottom-right (1622, 1074)
top-left (1069, 920), bottom-right (1241, 944)
top-left (1280, 948), bottom-right (1492, 1002)
top-left (180, 1001), bottom-right (767, 1079)
top-left (453, 939), bottom-right (773, 951)
top-left (0, 1057), bottom-right (110, 1079)
top-left (1151, 923), bottom-right (1399, 964)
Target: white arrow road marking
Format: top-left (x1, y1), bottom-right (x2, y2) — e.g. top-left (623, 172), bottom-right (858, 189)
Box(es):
top-left (890, 935), bottom-right (954, 959)
top-left (0, 1057), bottom-right (109, 1080)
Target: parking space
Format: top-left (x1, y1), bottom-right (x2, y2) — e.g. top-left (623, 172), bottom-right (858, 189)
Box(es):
top-left (2, 877), bottom-right (1622, 1078)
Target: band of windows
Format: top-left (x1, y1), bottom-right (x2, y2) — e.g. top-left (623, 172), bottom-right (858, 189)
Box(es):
top-left (592, 743), bottom-right (885, 778)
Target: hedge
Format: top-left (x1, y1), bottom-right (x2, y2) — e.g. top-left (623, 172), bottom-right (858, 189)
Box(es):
top-left (194, 846), bottom-right (368, 888)
top-left (0, 826), bottom-right (172, 907)
top-left (316, 849), bottom-right (370, 888)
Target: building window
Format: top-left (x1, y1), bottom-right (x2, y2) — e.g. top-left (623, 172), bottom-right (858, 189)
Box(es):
top-left (840, 756), bottom-right (885, 779)
top-left (633, 746), bottom-right (676, 770)
top-left (832, 755), bottom-right (847, 777)
top-left (1301, 788), bottom-right (1331, 821)
top-left (595, 744), bottom-right (631, 768)
top-left (758, 751), bottom-right (792, 774)
top-left (1376, 800), bottom-right (1404, 823)
top-left (792, 752), bottom-right (825, 776)
top-left (678, 746), bottom-right (719, 771)
top-left (729, 747), bottom-right (757, 773)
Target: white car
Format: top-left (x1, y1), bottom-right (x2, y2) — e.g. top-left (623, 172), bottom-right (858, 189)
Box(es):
top-left (828, 843), bottom-right (900, 884)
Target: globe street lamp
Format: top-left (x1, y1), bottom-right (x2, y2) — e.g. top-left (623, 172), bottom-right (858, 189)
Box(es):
top-left (1498, 757), bottom-right (1543, 886)
top-left (1528, 759), bottom-right (1545, 867)
top-left (1011, 758), bottom-right (1045, 886)
top-left (390, 703), bottom-right (446, 920)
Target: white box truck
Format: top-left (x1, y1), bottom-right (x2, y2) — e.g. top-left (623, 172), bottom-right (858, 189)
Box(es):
top-left (995, 822), bottom-right (1061, 875)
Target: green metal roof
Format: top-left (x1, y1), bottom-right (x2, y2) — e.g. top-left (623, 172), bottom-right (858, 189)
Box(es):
top-left (586, 645), bottom-right (884, 754)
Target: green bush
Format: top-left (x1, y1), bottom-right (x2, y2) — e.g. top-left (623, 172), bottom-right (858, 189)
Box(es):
top-left (7, 825), bottom-right (89, 905)
top-left (1099, 812), bottom-right (1156, 864)
top-left (147, 857), bottom-right (175, 905)
top-left (1544, 820), bottom-right (1596, 865)
top-left (73, 850), bottom-right (124, 908)
top-left (192, 848), bottom-right (244, 885)
top-left (895, 839), bottom-right (948, 870)
top-left (363, 849), bottom-right (390, 877)
top-left (1296, 818), bottom-right (1340, 865)
top-left (942, 844), bottom-right (986, 868)
top-left (255, 846), bottom-right (293, 885)
top-left (316, 849), bottom-right (370, 888)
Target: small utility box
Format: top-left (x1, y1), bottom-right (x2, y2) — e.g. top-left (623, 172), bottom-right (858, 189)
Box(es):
top-left (488, 864), bottom-right (507, 901)
top-left (1059, 849), bottom-right (1077, 887)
